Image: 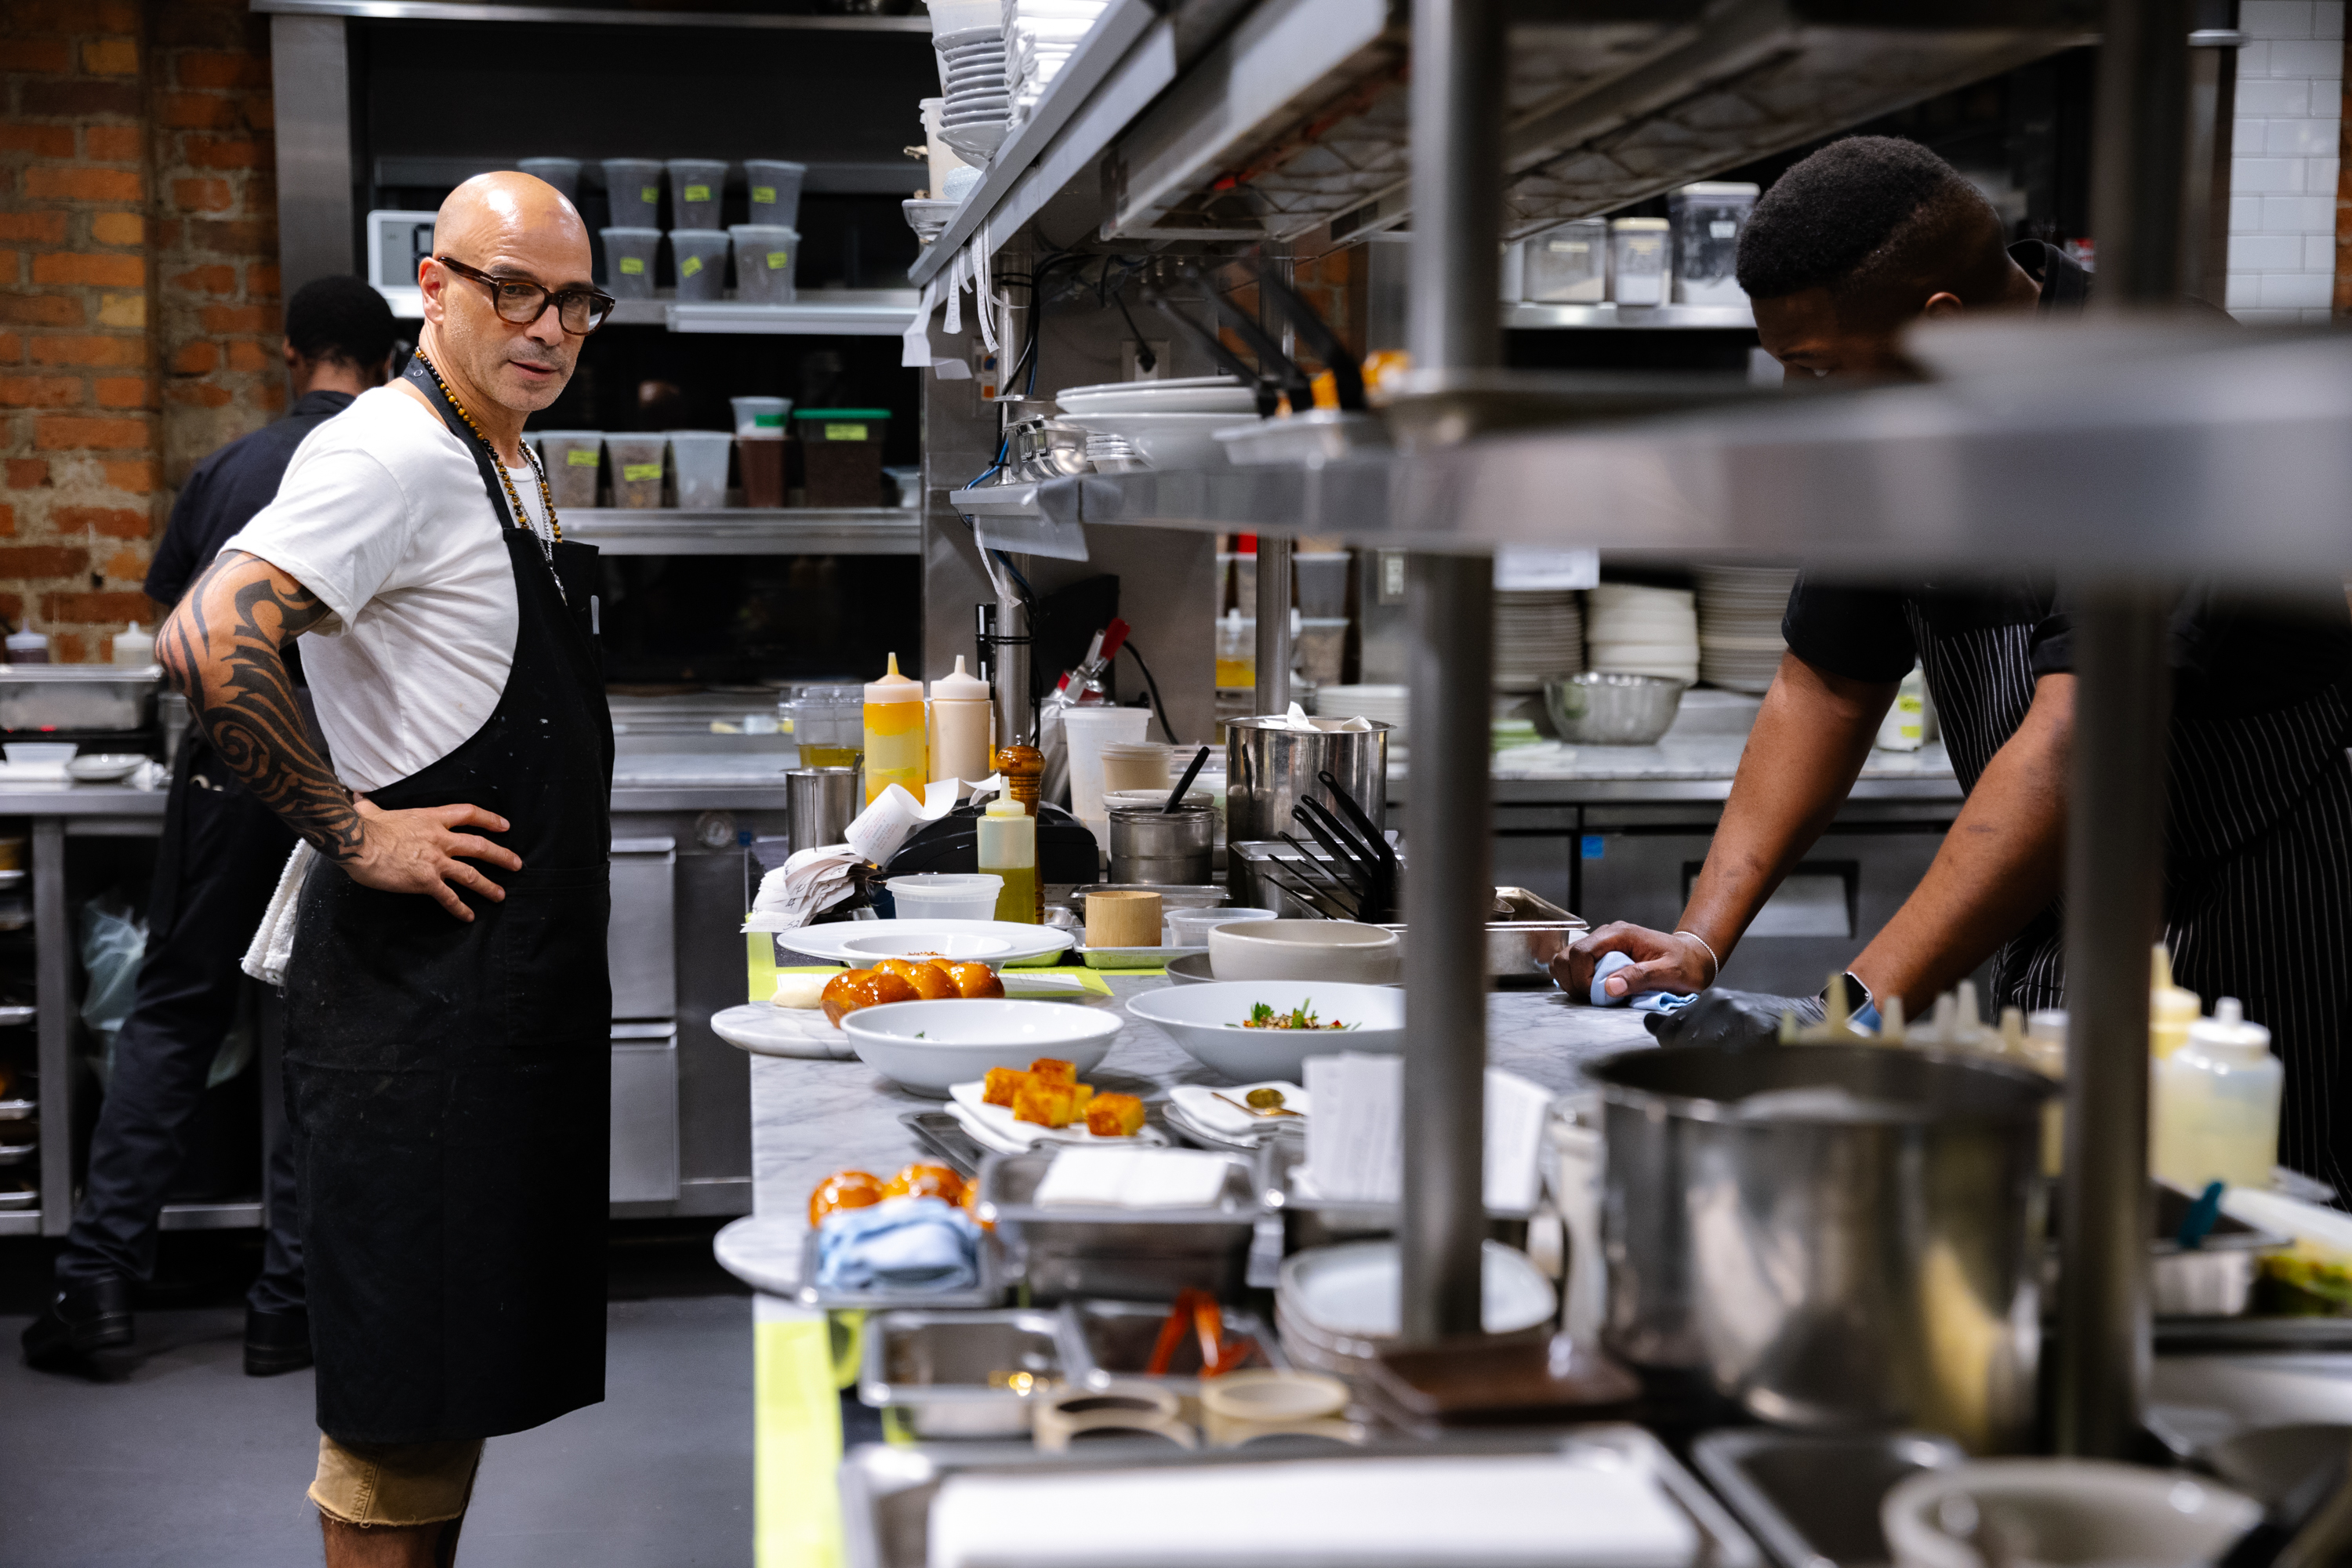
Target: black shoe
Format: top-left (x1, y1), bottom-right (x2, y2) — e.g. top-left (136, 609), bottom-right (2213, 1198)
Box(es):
top-left (244, 1305), bottom-right (312, 1377)
top-left (21, 1276), bottom-right (133, 1371)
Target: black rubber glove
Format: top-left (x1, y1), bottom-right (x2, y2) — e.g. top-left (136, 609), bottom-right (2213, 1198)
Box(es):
top-left (1643, 988), bottom-right (1826, 1048)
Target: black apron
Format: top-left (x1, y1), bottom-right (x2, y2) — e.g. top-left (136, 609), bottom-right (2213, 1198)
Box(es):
top-left (285, 358), bottom-right (615, 1443)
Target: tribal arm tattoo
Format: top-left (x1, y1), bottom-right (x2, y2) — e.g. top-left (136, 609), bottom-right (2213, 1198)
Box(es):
top-left (157, 550), bottom-right (363, 862)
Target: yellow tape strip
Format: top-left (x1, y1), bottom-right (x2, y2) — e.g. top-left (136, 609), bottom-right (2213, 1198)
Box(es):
top-left (755, 1306), bottom-right (844, 1568)
top-left (746, 928), bottom-right (778, 1005)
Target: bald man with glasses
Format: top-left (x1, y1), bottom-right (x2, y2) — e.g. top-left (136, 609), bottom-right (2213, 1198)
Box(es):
top-left (158, 171), bottom-right (615, 1566)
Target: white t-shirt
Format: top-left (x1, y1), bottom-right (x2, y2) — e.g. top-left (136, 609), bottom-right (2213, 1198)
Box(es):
top-left (222, 383), bottom-right (550, 793)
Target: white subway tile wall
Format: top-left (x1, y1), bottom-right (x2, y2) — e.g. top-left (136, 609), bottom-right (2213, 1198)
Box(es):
top-left (2227, 1), bottom-right (2345, 324)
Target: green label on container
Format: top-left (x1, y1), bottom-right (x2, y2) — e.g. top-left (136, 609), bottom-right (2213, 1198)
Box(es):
top-left (564, 448), bottom-right (598, 466)
top-left (765, 249), bottom-right (790, 270)
top-left (641, 183), bottom-right (659, 203)
top-left (680, 255), bottom-right (703, 277)
top-left (621, 462), bottom-right (662, 481)
top-left (684, 183), bottom-right (712, 203)
top-left (822, 423), bottom-right (869, 442)
top-left (752, 184), bottom-right (776, 204)
top-left (618, 256), bottom-right (645, 275)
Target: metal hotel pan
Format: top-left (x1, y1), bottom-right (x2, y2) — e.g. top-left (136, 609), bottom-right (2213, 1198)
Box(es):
top-left (975, 1149), bottom-right (1261, 1304)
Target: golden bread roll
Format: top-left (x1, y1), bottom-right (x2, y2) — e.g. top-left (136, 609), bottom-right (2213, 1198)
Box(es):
top-left (881, 1161), bottom-right (964, 1203)
top-left (876, 956), bottom-right (958, 1000)
top-left (821, 967), bottom-right (920, 1025)
top-left (937, 960), bottom-right (1005, 1000)
top-left (808, 1169), bottom-right (884, 1227)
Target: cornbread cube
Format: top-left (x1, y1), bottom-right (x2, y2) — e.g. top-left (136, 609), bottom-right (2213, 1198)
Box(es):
top-left (1029, 1058), bottom-right (1077, 1083)
top-left (1083, 1093), bottom-right (1146, 1138)
top-left (982, 1067), bottom-right (1032, 1108)
top-left (1012, 1077), bottom-right (1094, 1127)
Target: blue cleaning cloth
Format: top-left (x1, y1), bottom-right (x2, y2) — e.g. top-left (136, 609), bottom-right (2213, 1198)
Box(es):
top-left (1589, 949), bottom-right (1699, 1014)
top-left (814, 1196), bottom-right (981, 1294)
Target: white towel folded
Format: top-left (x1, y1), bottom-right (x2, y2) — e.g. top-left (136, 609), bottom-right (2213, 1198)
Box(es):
top-left (241, 842), bottom-right (316, 987)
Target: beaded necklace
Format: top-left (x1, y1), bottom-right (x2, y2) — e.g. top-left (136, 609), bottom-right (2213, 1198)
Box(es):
top-left (412, 349), bottom-right (564, 577)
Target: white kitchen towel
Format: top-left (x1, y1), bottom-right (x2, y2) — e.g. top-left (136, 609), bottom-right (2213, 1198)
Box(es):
top-left (241, 841), bottom-right (316, 987)
top-left (1033, 1145), bottom-right (1232, 1208)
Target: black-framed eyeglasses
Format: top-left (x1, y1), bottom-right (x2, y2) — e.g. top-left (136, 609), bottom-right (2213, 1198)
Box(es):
top-left (434, 255), bottom-right (615, 336)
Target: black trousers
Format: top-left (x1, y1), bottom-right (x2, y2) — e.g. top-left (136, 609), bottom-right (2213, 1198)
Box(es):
top-left (57, 739), bottom-right (302, 1312)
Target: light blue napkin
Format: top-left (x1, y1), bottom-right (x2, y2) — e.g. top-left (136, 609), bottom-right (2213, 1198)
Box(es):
top-left (814, 1196), bottom-right (981, 1293)
top-left (1589, 949), bottom-right (1698, 1014)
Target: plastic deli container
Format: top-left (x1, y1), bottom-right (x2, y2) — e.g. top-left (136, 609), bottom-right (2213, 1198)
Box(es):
top-left (1610, 217), bottom-right (1670, 307)
top-left (535, 431), bottom-right (604, 509)
top-left (601, 158), bottom-right (664, 228)
top-left (739, 420), bottom-right (787, 508)
top-left (728, 395), bottom-right (793, 435)
top-left (1524, 217), bottom-right (1608, 303)
top-left (1296, 617), bottom-right (1348, 687)
top-left (728, 225), bottom-right (799, 305)
top-left (1294, 552), bottom-right (1351, 619)
top-left (666, 430), bottom-right (732, 510)
top-left (1164, 906), bottom-right (1276, 949)
top-left (517, 157), bottom-right (581, 199)
top-left (669, 229), bottom-right (729, 302)
top-left (742, 160), bottom-right (808, 231)
top-left (887, 873), bottom-right (1002, 921)
top-left (600, 227), bottom-right (661, 299)
top-left (666, 158), bottom-right (728, 230)
top-left (1668, 181), bottom-right (1758, 306)
top-left (793, 408), bottom-right (891, 507)
top-left (605, 434), bottom-right (666, 510)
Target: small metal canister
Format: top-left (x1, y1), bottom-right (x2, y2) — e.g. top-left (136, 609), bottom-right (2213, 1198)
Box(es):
top-left (786, 766), bottom-right (862, 854)
top-left (1107, 803), bottom-right (1214, 886)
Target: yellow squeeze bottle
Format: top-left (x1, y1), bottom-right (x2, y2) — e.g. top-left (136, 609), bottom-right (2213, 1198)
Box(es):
top-left (2151, 943), bottom-right (2201, 1061)
top-left (862, 653), bottom-right (927, 804)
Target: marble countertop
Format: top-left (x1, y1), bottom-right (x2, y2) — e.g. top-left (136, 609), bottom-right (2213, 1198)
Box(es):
top-left (1487, 736), bottom-right (1952, 782)
top-left (713, 974), bottom-right (1656, 1295)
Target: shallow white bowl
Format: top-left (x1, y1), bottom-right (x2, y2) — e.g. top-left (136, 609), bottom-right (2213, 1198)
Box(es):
top-left (1056, 375), bottom-right (1258, 416)
top-left (1056, 411), bottom-right (1240, 470)
top-left (1209, 920), bottom-right (1402, 984)
top-left (838, 998), bottom-right (1121, 1098)
top-left (1882, 1459), bottom-right (2259, 1568)
top-left (1124, 981), bottom-right (1403, 1082)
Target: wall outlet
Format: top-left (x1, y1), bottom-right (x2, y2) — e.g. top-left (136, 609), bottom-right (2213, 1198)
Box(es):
top-left (1124, 339), bottom-right (1168, 380)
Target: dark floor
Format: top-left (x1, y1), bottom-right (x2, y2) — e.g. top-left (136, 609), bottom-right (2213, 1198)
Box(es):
top-left (0, 1225), bottom-right (754, 1568)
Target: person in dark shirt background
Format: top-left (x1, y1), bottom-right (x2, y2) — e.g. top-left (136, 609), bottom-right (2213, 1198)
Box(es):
top-left (24, 275), bottom-right (398, 1377)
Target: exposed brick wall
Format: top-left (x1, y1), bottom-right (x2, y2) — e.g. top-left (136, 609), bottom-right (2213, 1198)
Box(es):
top-left (0, 0), bottom-right (278, 664)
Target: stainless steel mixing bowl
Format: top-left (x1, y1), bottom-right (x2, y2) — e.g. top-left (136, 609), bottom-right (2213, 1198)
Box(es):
top-left (1543, 671), bottom-right (1689, 745)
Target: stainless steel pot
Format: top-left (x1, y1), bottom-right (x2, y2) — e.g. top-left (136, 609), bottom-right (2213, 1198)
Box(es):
top-left (1223, 717), bottom-right (1389, 898)
top-left (1587, 1044), bottom-right (2053, 1453)
top-left (1107, 804), bottom-right (1214, 885)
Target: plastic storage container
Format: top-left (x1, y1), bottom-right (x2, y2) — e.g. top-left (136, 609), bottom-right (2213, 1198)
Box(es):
top-left (1610, 218), bottom-right (1670, 306)
top-left (862, 652), bottom-right (927, 804)
top-left (1294, 552), bottom-right (1350, 619)
top-left (887, 873), bottom-right (1003, 921)
top-left (1215, 611), bottom-right (1254, 690)
top-left (739, 421), bottom-right (786, 507)
top-left (666, 430), bottom-right (732, 509)
top-left (928, 655), bottom-right (993, 788)
top-left (605, 434), bottom-right (666, 510)
top-left (1097, 742), bottom-right (1168, 794)
top-left (729, 395), bottom-right (793, 434)
top-left (601, 159), bottom-right (664, 228)
top-left (783, 685), bottom-right (863, 768)
top-left (794, 408), bottom-right (891, 508)
top-left (517, 157), bottom-right (581, 199)
top-left (975, 794), bottom-right (1038, 924)
top-left (665, 158), bottom-right (728, 230)
top-left (1667, 181), bottom-right (1758, 306)
top-left (2154, 998), bottom-right (2283, 1191)
top-left (728, 225), bottom-right (799, 304)
top-left (742, 159), bottom-right (808, 230)
top-left (1524, 218), bottom-right (1608, 303)
top-left (1164, 905), bottom-right (1276, 948)
top-left (1296, 617), bottom-right (1348, 687)
top-left (1061, 705), bottom-right (1152, 845)
top-left (536, 431), bottom-right (603, 508)
top-left (600, 227), bottom-right (660, 299)
top-left (669, 229), bottom-right (729, 302)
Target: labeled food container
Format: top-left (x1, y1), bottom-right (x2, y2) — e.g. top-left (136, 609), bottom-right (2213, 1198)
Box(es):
top-left (535, 430), bottom-right (604, 508)
top-left (1294, 552), bottom-right (1351, 619)
top-left (1610, 216), bottom-right (1670, 307)
top-left (1296, 617), bottom-right (1348, 687)
top-left (794, 408), bottom-right (891, 508)
top-left (1668, 181), bottom-right (1758, 306)
top-left (742, 159), bottom-right (808, 230)
top-left (668, 229), bottom-right (729, 302)
top-left (604, 434), bottom-right (666, 510)
top-left (666, 430), bottom-right (731, 509)
top-left (733, 398), bottom-right (791, 507)
top-left (601, 158), bottom-right (664, 228)
top-left (1109, 803), bottom-right (1213, 886)
top-left (516, 157), bottom-right (581, 199)
top-left (664, 157), bottom-right (728, 230)
top-left (599, 227), bottom-right (660, 299)
top-left (728, 225), bottom-right (799, 305)
top-left (0, 665), bottom-right (159, 731)
top-left (858, 1308), bottom-right (1073, 1438)
top-left (1525, 217), bottom-right (1609, 303)
top-left (728, 395), bottom-right (793, 434)
top-left (975, 1149), bottom-right (1261, 1303)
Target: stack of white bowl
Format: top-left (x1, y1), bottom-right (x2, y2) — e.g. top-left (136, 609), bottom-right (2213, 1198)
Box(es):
top-left (1695, 563), bottom-right (1798, 693)
top-left (1490, 589), bottom-right (1584, 692)
top-left (1585, 583), bottom-right (1700, 684)
top-left (1276, 1241), bottom-right (1557, 1377)
top-left (1309, 684), bottom-right (1406, 740)
top-left (935, 27), bottom-right (1011, 162)
top-left (1054, 376), bottom-right (1258, 470)
top-left (1004, 0), bottom-right (1106, 126)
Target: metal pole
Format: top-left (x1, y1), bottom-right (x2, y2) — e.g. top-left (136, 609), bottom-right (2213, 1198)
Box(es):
top-left (1254, 539), bottom-right (1294, 716)
top-left (992, 578), bottom-right (1033, 746)
top-left (1406, 0), bottom-right (1503, 372)
top-left (1401, 552), bottom-right (1492, 1342)
top-left (2091, 0), bottom-right (2194, 305)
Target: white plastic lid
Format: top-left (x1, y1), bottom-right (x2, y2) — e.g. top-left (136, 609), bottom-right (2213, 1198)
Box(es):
top-left (865, 652), bottom-right (923, 705)
top-left (2188, 997), bottom-right (2272, 1054)
top-left (931, 654), bottom-right (989, 702)
top-left (1675, 182), bottom-right (1760, 197)
top-left (1611, 216), bottom-right (1671, 230)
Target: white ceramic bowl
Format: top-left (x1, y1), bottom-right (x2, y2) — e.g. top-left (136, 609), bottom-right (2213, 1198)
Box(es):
top-left (1208, 920), bottom-right (1402, 984)
top-left (1881, 1459), bottom-right (2261, 1568)
top-left (1123, 981), bottom-right (1403, 1082)
top-left (838, 998), bottom-right (1121, 1098)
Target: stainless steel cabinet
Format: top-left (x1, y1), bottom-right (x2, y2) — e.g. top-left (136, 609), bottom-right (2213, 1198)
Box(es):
top-left (609, 1022), bottom-right (680, 1203)
top-left (608, 837), bottom-right (677, 1020)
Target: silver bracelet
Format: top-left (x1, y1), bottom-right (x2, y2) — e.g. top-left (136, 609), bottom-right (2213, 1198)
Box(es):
top-left (1672, 929), bottom-right (1720, 986)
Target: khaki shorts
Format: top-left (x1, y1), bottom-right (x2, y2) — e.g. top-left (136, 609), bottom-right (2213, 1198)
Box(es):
top-left (310, 1433), bottom-right (485, 1528)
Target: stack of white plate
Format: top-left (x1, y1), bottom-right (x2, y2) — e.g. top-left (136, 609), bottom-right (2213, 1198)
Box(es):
top-left (1694, 563), bottom-right (1798, 693)
top-left (1004, 0), bottom-right (1106, 125)
top-left (1276, 1241), bottom-right (1556, 1377)
top-left (1309, 684), bottom-right (1406, 739)
top-left (1055, 376), bottom-right (1259, 470)
top-left (1586, 583), bottom-right (1700, 684)
top-left (1491, 588), bottom-right (1584, 692)
top-left (935, 27), bottom-right (1011, 162)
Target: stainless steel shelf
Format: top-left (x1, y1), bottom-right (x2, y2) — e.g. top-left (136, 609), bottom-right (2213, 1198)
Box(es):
top-left (1504, 302), bottom-right (1755, 330)
top-left (371, 287), bottom-right (916, 335)
top-left (160, 1200), bottom-right (263, 1232)
top-left (253, 1), bottom-right (930, 31)
top-left (563, 508), bottom-right (920, 554)
top-left (0, 1208), bottom-right (37, 1236)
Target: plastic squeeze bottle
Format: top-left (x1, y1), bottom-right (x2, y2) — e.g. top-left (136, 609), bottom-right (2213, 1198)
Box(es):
top-left (862, 653), bottom-right (927, 804)
top-left (927, 656), bottom-right (993, 793)
top-left (2153, 997), bottom-right (2283, 1191)
top-left (975, 793), bottom-right (1040, 924)
top-left (2151, 943), bottom-right (2201, 1061)
top-left (111, 621), bottom-right (154, 668)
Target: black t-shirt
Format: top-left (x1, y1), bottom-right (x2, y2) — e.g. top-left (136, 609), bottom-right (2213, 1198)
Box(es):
top-left (144, 389), bottom-right (355, 605)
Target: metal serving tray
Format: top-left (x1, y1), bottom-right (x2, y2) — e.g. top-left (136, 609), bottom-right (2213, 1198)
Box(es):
top-left (1691, 1429), bottom-right (1963, 1568)
top-left (793, 1224), bottom-right (1005, 1313)
top-left (858, 1308), bottom-right (1077, 1439)
top-left (838, 1425), bottom-right (1762, 1568)
top-left (1059, 1298), bottom-right (1289, 1392)
top-left (0, 664), bottom-right (159, 731)
top-left (975, 1149), bottom-right (1261, 1303)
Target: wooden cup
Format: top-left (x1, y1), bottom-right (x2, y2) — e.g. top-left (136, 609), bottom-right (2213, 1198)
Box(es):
top-left (1085, 889), bottom-right (1164, 949)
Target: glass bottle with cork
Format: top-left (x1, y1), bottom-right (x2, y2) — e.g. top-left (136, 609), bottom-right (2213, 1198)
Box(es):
top-left (862, 654), bottom-right (927, 804)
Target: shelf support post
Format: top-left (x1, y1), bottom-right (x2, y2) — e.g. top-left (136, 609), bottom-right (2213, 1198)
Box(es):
top-left (1253, 538), bottom-right (1293, 717)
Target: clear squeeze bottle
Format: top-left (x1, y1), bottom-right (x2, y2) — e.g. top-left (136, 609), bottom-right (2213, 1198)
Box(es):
top-left (2153, 997), bottom-right (2284, 1191)
top-left (975, 793), bottom-right (1039, 924)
